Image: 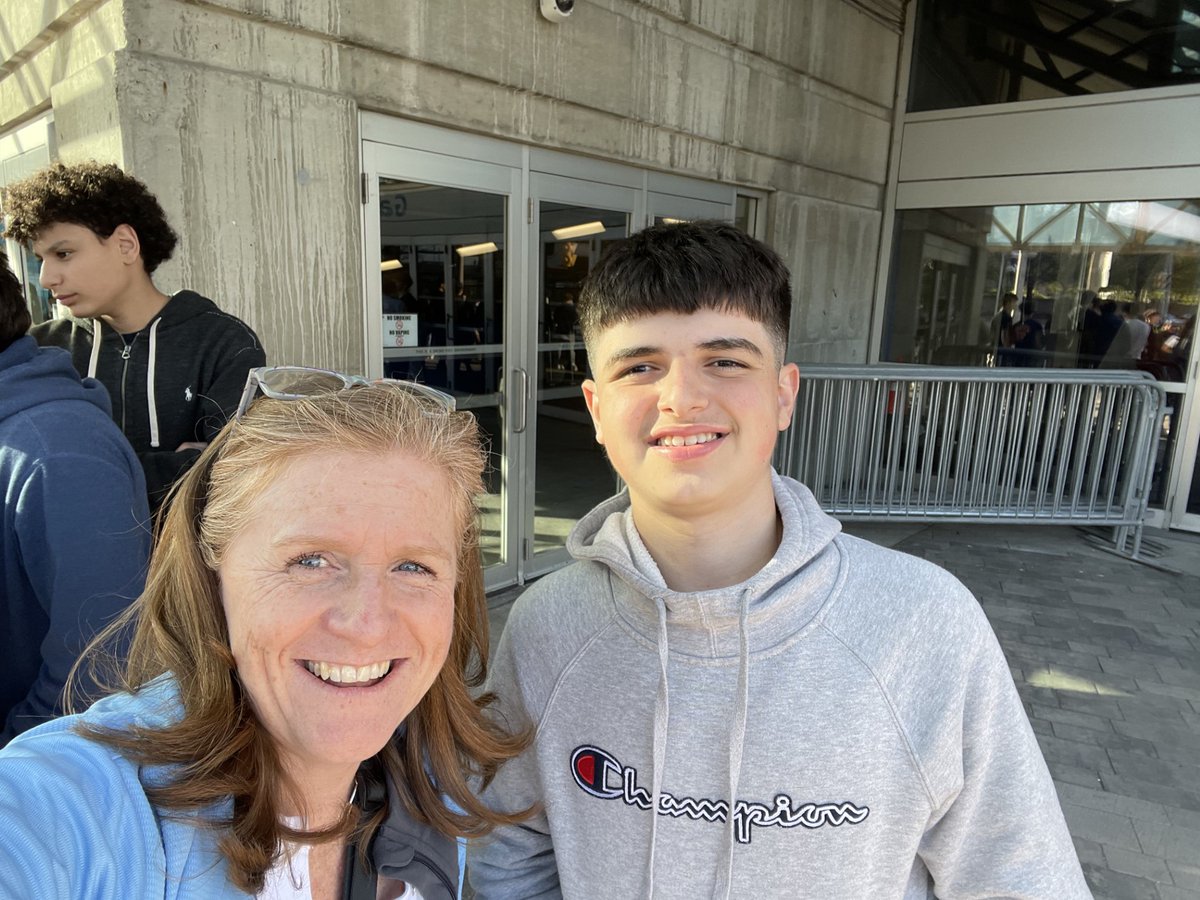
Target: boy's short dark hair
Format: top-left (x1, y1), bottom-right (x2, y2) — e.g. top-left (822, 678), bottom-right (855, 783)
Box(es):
top-left (2, 161), bottom-right (178, 274)
top-left (578, 220), bottom-right (792, 363)
top-left (0, 250), bottom-right (31, 352)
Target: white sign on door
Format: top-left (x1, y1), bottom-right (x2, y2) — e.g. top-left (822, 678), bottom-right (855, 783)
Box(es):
top-left (383, 314), bottom-right (417, 348)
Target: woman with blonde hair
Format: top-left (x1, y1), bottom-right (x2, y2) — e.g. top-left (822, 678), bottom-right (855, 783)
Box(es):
top-left (0, 367), bottom-right (527, 899)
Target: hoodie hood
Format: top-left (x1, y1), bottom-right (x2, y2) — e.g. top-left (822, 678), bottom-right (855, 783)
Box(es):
top-left (0, 336), bottom-right (112, 422)
top-left (567, 470), bottom-right (843, 658)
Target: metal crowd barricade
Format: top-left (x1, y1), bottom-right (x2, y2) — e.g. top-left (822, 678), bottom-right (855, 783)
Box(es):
top-left (775, 365), bottom-right (1167, 558)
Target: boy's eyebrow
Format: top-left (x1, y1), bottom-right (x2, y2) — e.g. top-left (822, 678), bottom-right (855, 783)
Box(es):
top-left (698, 337), bottom-right (765, 357)
top-left (603, 336), bottom-right (765, 371)
top-left (31, 239), bottom-right (69, 258)
top-left (603, 345), bottom-right (661, 370)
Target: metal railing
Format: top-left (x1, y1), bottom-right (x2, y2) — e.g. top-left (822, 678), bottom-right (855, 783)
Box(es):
top-left (775, 365), bottom-right (1167, 557)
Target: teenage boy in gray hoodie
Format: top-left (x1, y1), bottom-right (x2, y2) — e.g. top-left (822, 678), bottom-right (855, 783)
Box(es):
top-left (470, 222), bottom-right (1090, 899)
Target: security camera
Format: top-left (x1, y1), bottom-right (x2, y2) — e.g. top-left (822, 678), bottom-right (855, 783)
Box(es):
top-left (539, 0), bottom-right (574, 22)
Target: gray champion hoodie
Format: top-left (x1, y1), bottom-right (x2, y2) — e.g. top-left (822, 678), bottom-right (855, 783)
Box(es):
top-left (470, 473), bottom-right (1090, 900)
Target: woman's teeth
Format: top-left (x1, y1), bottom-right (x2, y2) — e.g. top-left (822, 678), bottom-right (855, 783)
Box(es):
top-left (657, 433), bottom-right (719, 447)
top-left (304, 660), bottom-right (392, 684)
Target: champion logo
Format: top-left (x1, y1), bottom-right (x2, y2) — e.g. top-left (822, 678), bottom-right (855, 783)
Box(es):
top-left (570, 745), bottom-right (869, 844)
top-left (184, 386), bottom-right (193, 402)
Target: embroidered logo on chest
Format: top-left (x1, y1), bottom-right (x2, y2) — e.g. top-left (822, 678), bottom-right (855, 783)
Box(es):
top-left (184, 386), bottom-right (194, 402)
top-left (570, 744), bottom-right (869, 843)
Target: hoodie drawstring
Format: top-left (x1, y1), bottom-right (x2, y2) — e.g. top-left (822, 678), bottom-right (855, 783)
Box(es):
top-left (647, 595), bottom-right (670, 900)
top-left (87, 321), bottom-right (102, 378)
top-left (146, 318), bottom-right (162, 447)
top-left (87, 316), bottom-right (163, 447)
top-left (715, 588), bottom-right (752, 900)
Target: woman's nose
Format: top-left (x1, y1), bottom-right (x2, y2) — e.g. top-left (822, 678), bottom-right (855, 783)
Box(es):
top-left (327, 570), bottom-right (393, 643)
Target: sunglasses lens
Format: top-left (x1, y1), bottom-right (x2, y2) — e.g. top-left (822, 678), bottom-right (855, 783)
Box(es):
top-left (258, 368), bottom-right (347, 398)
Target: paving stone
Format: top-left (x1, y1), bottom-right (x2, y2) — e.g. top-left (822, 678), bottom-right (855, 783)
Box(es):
top-left (1157, 887), bottom-right (1200, 900)
top-left (1061, 803), bottom-right (1142, 852)
top-left (1070, 591), bottom-right (1162, 612)
top-left (1112, 719), bottom-right (1200, 747)
top-left (1137, 681), bottom-right (1200, 703)
top-left (1119, 690), bottom-right (1198, 713)
top-left (1070, 640), bottom-right (1113, 656)
top-left (1161, 667), bottom-right (1200, 689)
top-left (1057, 693), bottom-right (1129, 719)
top-left (1032, 702), bottom-right (1115, 732)
top-left (1099, 773), bottom-right (1200, 815)
top-left (1168, 860), bottom-right (1200, 892)
top-left (1101, 656), bottom-right (1167, 681)
top-left (1056, 782), bottom-right (1170, 824)
top-left (1049, 760), bottom-right (1109, 790)
top-left (1131, 819), bottom-right (1200, 864)
top-left (1081, 862), bottom-right (1161, 899)
top-left (1101, 846), bottom-right (1172, 883)
top-left (1051, 724), bottom-right (1158, 757)
top-left (1012, 645), bottom-right (1105, 671)
top-left (1073, 836), bottom-right (1107, 867)
top-left (1166, 806), bottom-right (1200, 833)
top-left (1038, 734), bottom-right (1119, 772)
top-left (1108, 751), bottom-right (1200, 791)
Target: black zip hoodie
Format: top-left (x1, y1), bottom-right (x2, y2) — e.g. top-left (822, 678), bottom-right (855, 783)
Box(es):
top-left (31, 290), bottom-right (266, 509)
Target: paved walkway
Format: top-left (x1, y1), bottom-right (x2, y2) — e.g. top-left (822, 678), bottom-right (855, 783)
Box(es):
top-left (486, 523), bottom-right (1200, 899)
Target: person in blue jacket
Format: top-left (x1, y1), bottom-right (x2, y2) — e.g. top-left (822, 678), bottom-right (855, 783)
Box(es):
top-left (0, 251), bottom-right (150, 745)
top-left (0, 367), bottom-right (530, 898)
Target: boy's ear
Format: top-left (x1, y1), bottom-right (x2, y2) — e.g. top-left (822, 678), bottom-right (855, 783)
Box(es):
top-left (776, 362), bottom-right (800, 432)
top-left (581, 378), bottom-right (605, 445)
top-left (111, 224), bottom-right (142, 266)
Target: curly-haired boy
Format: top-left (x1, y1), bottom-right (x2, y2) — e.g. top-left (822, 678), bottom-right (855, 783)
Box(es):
top-left (3, 161), bottom-right (265, 510)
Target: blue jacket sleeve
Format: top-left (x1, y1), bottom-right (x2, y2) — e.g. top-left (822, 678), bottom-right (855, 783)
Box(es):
top-left (2, 453), bottom-right (150, 742)
top-left (0, 726), bottom-right (159, 898)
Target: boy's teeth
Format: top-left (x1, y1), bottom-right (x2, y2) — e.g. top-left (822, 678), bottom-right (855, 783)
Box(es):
top-left (304, 660), bottom-right (392, 684)
top-left (658, 433), bottom-right (718, 447)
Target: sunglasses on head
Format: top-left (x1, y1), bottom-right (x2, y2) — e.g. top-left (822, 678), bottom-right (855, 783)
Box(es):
top-left (235, 366), bottom-right (457, 421)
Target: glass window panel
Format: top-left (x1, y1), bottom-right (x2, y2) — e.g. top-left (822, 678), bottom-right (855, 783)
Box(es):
top-left (1025, 204), bottom-right (1080, 246)
top-left (1080, 205), bottom-right (1129, 246)
top-left (988, 205), bottom-right (1021, 245)
top-left (884, 199), bottom-right (1200, 375)
top-left (909, 0), bottom-right (1200, 112)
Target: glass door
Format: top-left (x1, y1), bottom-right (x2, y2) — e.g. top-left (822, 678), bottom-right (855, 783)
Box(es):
top-left (522, 176), bottom-right (638, 578)
top-left (362, 117), bottom-right (740, 587)
top-left (363, 142), bottom-right (522, 588)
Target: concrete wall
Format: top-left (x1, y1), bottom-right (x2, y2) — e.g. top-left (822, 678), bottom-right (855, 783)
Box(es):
top-left (0, 0), bottom-right (903, 370)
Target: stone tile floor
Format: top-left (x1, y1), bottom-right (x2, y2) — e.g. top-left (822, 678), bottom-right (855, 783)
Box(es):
top-left (485, 522), bottom-right (1200, 898)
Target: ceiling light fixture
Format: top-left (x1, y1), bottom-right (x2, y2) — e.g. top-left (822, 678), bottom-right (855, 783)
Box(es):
top-left (551, 220), bottom-right (606, 240)
top-left (456, 241), bottom-right (499, 257)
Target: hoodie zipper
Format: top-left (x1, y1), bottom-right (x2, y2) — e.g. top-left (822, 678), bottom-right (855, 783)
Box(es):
top-left (118, 333), bottom-right (137, 432)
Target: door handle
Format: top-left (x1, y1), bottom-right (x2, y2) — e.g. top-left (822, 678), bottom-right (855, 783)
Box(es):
top-left (512, 367), bottom-right (529, 434)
